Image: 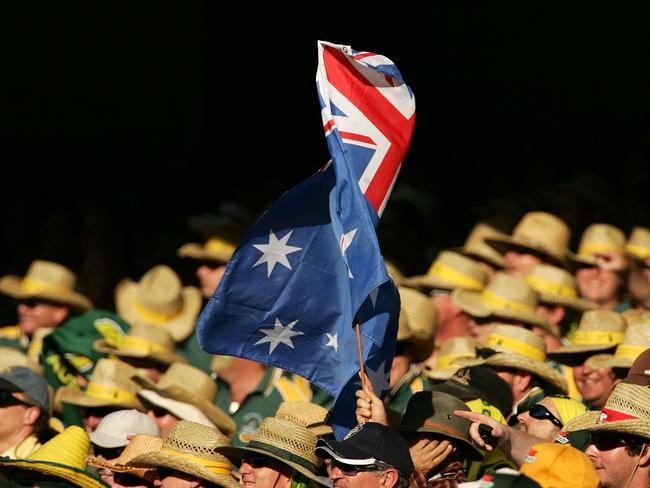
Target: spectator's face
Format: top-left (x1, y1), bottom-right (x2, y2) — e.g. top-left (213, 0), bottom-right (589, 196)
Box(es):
top-left (158, 468), bottom-right (204, 488)
top-left (389, 355), bottom-right (411, 389)
top-left (196, 263), bottom-right (227, 299)
top-left (504, 251), bottom-right (542, 278)
top-left (81, 406), bottom-right (115, 433)
top-left (326, 459), bottom-right (394, 488)
top-left (239, 454), bottom-right (291, 488)
top-left (0, 391), bottom-right (37, 440)
top-left (576, 266), bottom-right (623, 305)
top-left (585, 432), bottom-right (644, 488)
top-left (516, 398), bottom-right (562, 440)
top-left (147, 407), bottom-right (179, 437)
top-left (573, 364), bottom-right (619, 409)
top-left (17, 299), bottom-right (69, 336)
top-left (467, 317), bottom-right (499, 345)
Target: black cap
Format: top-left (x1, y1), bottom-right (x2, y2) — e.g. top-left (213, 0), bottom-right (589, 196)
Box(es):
top-left (315, 422), bottom-right (413, 477)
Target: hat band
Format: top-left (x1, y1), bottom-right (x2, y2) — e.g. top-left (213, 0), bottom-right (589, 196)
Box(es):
top-left (572, 330), bottom-right (624, 345)
top-left (599, 407), bottom-right (639, 423)
top-left (480, 289), bottom-right (533, 312)
top-left (525, 275), bottom-right (577, 299)
top-left (206, 238), bottom-right (236, 256)
top-left (119, 335), bottom-right (169, 355)
top-left (486, 333), bottom-right (545, 361)
top-left (422, 420), bottom-right (467, 440)
top-left (86, 382), bottom-right (137, 403)
top-left (21, 277), bottom-right (73, 297)
top-left (579, 242), bottom-right (623, 257)
top-left (134, 300), bottom-right (183, 325)
top-left (247, 440), bottom-right (318, 473)
top-left (427, 262), bottom-right (483, 290)
top-left (160, 447), bottom-right (232, 475)
top-left (437, 353), bottom-right (466, 370)
top-left (615, 344), bottom-right (649, 360)
top-left (625, 243), bottom-right (650, 259)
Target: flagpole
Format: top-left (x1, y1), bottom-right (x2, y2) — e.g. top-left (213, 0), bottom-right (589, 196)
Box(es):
top-left (355, 315), bottom-right (366, 390)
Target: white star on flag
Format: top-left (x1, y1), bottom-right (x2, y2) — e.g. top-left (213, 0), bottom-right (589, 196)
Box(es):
top-left (254, 318), bottom-right (304, 354)
top-left (252, 230), bottom-right (302, 277)
top-left (325, 333), bottom-right (338, 352)
top-left (340, 228), bottom-right (357, 278)
top-left (355, 360), bottom-right (390, 398)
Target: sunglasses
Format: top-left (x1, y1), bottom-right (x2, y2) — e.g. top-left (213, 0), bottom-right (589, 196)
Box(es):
top-left (528, 404), bottom-right (563, 429)
top-left (590, 432), bottom-right (633, 451)
top-left (148, 406), bottom-right (171, 418)
top-left (92, 445), bottom-right (125, 460)
top-left (242, 454), bottom-right (282, 470)
top-left (326, 459), bottom-right (389, 477)
top-left (0, 391), bottom-right (33, 408)
top-left (113, 472), bottom-right (154, 487)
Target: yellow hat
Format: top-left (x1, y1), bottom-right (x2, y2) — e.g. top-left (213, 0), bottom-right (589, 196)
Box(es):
top-left (525, 264), bottom-right (597, 312)
top-left (547, 397), bottom-right (588, 425)
top-left (453, 222), bottom-right (507, 269)
top-left (567, 223), bottom-right (626, 269)
top-left (403, 251), bottom-right (487, 292)
top-left (626, 226), bottom-right (650, 261)
top-left (177, 236), bottom-right (237, 265)
top-left (520, 443), bottom-right (599, 488)
top-left (547, 310), bottom-right (626, 359)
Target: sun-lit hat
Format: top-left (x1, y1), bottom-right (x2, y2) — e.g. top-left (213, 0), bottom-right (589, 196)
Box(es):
top-left (484, 212), bottom-right (571, 267)
top-left (422, 336), bottom-right (478, 380)
top-left (566, 382), bottom-right (650, 440)
top-left (218, 417), bottom-right (323, 483)
top-left (0, 260), bottom-right (93, 312)
top-left (584, 324), bottom-right (650, 370)
top-left (127, 420), bottom-right (239, 488)
top-left (86, 433), bottom-right (163, 483)
top-left (177, 236), bottom-right (237, 265)
top-left (547, 310), bottom-right (626, 358)
top-left (93, 323), bottom-right (186, 366)
top-left (56, 358), bottom-right (145, 411)
top-left (451, 272), bottom-right (558, 336)
top-left (520, 442), bottom-right (599, 488)
top-left (115, 265), bottom-right (201, 343)
top-left (452, 222), bottom-right (507, 269)
top-left (567, 223), bottom-right (627, 269)
top-left (0, 425), bottom-right (107, 488)
top-left (89, 409), bottom-right (160, 448)
top-left (397, 286), bottom-right (437, 362)
top-left (403, 251), bottom-right (487, 292)
top-left (275, 400), bottom-right (332, 436)
top-left (133, 362), bottom-right (235, 436)
top-left (525, 264), bottom-right (597, 312)
top-left (625, 226), bottom-right (650, 261)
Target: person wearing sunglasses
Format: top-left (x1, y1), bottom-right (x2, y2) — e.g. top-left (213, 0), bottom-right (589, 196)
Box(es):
top-left (0, 366), bottom-right (51, 459)
top-left (517, 396), bottom-right (587, 441)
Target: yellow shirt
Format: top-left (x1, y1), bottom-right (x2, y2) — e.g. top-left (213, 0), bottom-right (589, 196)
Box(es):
top-left (1, 433), bottom-right (41, 459)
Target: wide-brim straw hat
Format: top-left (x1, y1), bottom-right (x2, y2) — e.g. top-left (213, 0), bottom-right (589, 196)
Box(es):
top-left (625, 226), bottom-right (650, 261)
top-left (93, 323), bottom-right (186, 366)
top-left (0, 260), bottom-right (93, 312)
top-left (403, 251), bottom-right (487, 292)
top-left (275, 401), bottom-right (333, 436)
top-left (567, 223), bottom-right (627, 268)
top-left (56, 358), bottom-right (145, 411)
top-left (397, 286), bottom-right (437, 363)
top-left (0, 347), bottom-right (43, 374)
top-left (451, 222), bottom-right (507, 269)
top-left (566, 382), bottom-right (650, 438)
top-left (133, 362), bottom-right (235, 436)
top-left (584, 325), bottom-right (650, 370)
top-left (0, 425), bottom-right (107, 488)
top-left (177, 237), bottom-right (237, 264)
top-left (547, 310), bottom-right (627, 357)
top-left (484, 211), bottom-right (571, 267)
top-left (451, 271), bottom-right (558, 336)
top-left (422, 336), bottom-right (478, 380)
top-left (127, 421), bottom-right (239, 488)
top-left (525, 264), bottom-right (597, 312)
top-left (115, 265), bottom-right (201, 343)
top-left (86, 434), bottom-right (163, 482)
top-left (473, 352), bottom-right (567, 393)
top-left (218, 417), bottom-right (323, 484)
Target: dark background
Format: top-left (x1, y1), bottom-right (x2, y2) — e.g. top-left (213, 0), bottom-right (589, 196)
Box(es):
top-left (1, 3), bottom-right (649, 321)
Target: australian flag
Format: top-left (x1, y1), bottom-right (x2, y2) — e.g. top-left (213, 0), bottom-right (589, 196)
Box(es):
top-left (197, 41), bottom-right (415, 438)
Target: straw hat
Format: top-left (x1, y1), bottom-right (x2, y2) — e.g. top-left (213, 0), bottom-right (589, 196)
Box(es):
top-left (567, 223), bottom-right (626, 268)
top-left (133, 362), bottom-right (235, 436)
top-left (0, 347), bottom-right (43, 374)
top-left (397, 286), bottom-right (437, 362)
top-left (462, 325), bottom-right (567, 393)
top-left (451, 272), bottom-right (558, 336)
top-left (566, 382), bottom-right (650, 439)
top-left (584, 325), bottom-right (650, 370)
top-left (422, 336), bottom-right (478, 380)
top-left (525, 264), bottom-right (597, 312)
top-left (547, 310), bottom-right (627, 357)
top-left (385, 260), bottom-right (406, 286)
top-left (0, 260), bottom-right (93, 312)
top-left (0, 425), bottom-right (107, 488)
top-left (625, 226), bottom-right (650, 261)
top-left (93, 323), bottom-right (186, 366)
top-left (484, 212), bottom-right (571, 266)
top-left (621, 309), bottom-right (650, 327)
top-left (86, 433), bottom-right (163, 482)
top-left (453, 222), bottom-right (507, 269)
top-left (218, 417), bottom-right (323, 483)
top-left (275, 401), bottom-right (332, 436)
top-left (403, 251), bottom-right (487, 292)
top-left (177, 236), bottom-right (237, 265)
top-left (127, 421), bottom-right (239, 488)
top-left (56, 358), bottom-right (145, 411)
top-left (115, 265), bottom-right (201, 343)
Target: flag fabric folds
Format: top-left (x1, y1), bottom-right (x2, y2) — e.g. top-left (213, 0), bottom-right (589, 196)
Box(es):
top-left (197, 40), bottom-right (415, 437)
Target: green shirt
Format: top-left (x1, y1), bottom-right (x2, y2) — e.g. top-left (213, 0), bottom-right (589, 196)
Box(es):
top-left (0, 325), bottom-right (26, 352)
top-left (385, 365), bottom-right (431, 416)
top-left (175, 330), bottom-right (214, 374)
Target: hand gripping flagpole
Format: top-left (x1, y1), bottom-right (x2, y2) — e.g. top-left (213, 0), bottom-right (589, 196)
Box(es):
top-left (355, 315), bottom-right (367, 390)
